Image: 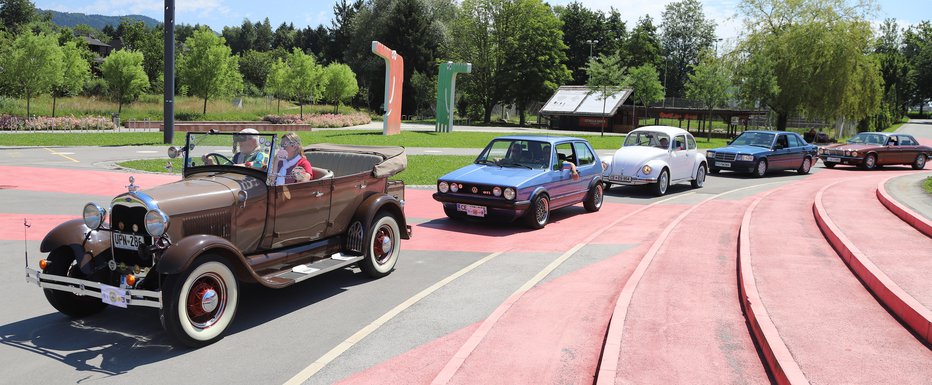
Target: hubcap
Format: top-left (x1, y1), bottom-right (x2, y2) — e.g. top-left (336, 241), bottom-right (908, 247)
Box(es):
top-left (867, 156), bottom-right (875, 168)
top-left (373, 225), bottom-right (395, 265)
top-left (201, 289), bottom-right (218, 313)
top-left (595, 185), bottom-right (603, 206)
top-left (187, 273), bottom-right (226, 329)
top-left (758, 162), bottom-right (766, 175)
top-left (536, 198), bottom-right (549, 224)
top-left (803, 159), bottom-right (810, 172)
top-left (918, 156), bottom-right (926, 167)
top-left (697, 168), bottom-right (705, 186)
top-left (660, 173), bottom-right (668, 194)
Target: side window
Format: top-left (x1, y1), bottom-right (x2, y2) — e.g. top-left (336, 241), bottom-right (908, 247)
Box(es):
top-left (555, 143), bottom-right (575, 166)
top-left (673, 135), bottom-right (687, 151)
top-left (687, 135), bottom-right (697, 150)
top-left (788, 134), bottom-right (802, 147)
top-left (899, 135), bottom-right (916, 146)
top-left (776, 134), bottom-right (789, 148)
top-left (573, 142), bottom-right (594, 165)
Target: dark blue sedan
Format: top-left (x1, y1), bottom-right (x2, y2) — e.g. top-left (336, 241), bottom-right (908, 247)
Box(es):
top-left (433, 136), bottom-right (603, 229)
top-left (706, 131), bottom-right (818, 177)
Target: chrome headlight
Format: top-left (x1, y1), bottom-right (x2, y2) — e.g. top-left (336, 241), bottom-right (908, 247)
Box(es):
top-left (492, 187), bottom-right (502, 197)
top-left (503, 187), bottom-right (516, 200)
top-left (706, 151), bottom-right (716, 158)
top-left (438, 181), bottom-right (449, 193)
top-left (82, 203), bottom-right (106, 229)
top-left (641, 165), bottom-right (652, 175)
top-left (851, 151), bottom-right (858, 157)
top-left (737, 154), bottom-right (755, 161)
top-left (450, 183), bottom-right (460, 193)
top-left (144, 209), bottom-right (169, 237)
top-left (844, 151), bottom-right (851, 156)
top-left (817, 148), bottom-right (824, 155)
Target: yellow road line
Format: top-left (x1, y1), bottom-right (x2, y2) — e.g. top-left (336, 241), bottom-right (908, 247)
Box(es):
top-left (283, 250), bottom-right (506, 385)
top-left (43, 147), bottom-right (79, 163)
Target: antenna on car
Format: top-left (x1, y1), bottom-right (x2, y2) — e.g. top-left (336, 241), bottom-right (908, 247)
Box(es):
top-left (23, 218), bottom-right (30, 268)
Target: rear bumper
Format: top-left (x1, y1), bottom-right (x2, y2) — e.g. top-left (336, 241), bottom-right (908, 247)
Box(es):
top-left (25, 268), bottom-right (162, 309)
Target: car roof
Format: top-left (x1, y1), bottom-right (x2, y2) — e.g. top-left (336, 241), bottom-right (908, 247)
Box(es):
top-left (630, 125), bottom-right (691, 136)
top-left (741, 130), bottom-right (796, 135)
top-left (493, 135), bottom-right (585, 144)
top-left (854, 131), bottom-right (894, 137)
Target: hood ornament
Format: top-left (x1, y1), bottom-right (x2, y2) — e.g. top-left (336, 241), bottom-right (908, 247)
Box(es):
top-left (127, 176), bottom-right (139, 193)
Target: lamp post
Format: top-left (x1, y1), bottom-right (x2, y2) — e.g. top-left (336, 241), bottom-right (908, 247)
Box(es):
top-left (714, 38), bottom-right (723, 56)
top-left (586, 39), bottom-right (599, 57)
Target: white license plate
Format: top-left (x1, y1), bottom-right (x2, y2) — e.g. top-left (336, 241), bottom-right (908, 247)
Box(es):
top-left (715, 161), bottom-right (731, 168)
top-left (608, 175), bottom-right (633, 182)
top-left (100, 283), bottom-right (129, 308)
top-left (457, 203), bottom-right (487, 217)
top-left (113, 232), bottom-right (145, 250)
top-left (826, 157), bottom-right (841, 162)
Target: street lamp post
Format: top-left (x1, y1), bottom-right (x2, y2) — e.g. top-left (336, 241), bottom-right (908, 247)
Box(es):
top-left (586, 39), bottom-right (599, 57)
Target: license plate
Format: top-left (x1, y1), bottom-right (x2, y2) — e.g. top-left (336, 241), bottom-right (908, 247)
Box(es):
top-left (113, 232), bottom-right (145, 251)
top-left (457, 203), bottom-right (487, 217)
top-left (826, 157), bottom-right (841, 162)
top-left (608, 175), bottom-right (632, 182)
top-left (715, 161), bottom-right (731, 168)
top-left (100, 283), bottom-right (129, 308)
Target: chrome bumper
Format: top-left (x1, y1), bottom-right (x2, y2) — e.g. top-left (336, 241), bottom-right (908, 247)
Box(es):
top-left (25, 268), bottom-right (162, 308)
top-left (604, 175), bottom-right (656, 185)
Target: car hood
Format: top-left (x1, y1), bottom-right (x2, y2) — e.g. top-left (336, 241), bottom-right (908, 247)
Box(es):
top-left (607, 146), bottom-right (667, 175)
top-left (709, 145), bottom-right (770, 155)
top-left (823, 143), bottom-right (875, 151)
top-left (115, 174), bottom-right (243, 215)
top-left (440, 163), bottom-right (544, 188)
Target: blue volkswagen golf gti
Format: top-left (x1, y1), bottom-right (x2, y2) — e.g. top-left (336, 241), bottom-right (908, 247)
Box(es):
top-left (433, 136), bottom-right (604, 229)
top-left (706, 130), bottom-right (818, 177)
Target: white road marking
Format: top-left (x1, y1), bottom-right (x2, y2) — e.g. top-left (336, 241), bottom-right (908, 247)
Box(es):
top-left (136, 150), bottom-right (159, 154)
top-left (283, 250), bottom-right (507, 385)
top-left (424, 150), bottom-right (443, 153)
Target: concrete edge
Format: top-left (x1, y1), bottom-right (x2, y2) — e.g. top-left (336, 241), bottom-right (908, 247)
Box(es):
top-left (875, 176), bottom-right (932, 238)
top-left (813, 181), bottom-right (932, 344)
top-left (738, 189), bottom-right (809, 385)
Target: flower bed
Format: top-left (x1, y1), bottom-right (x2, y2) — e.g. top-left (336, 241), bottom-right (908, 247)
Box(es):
top-left (0, 115), bottom-right (117, 131)
top-left (262, 112), bottom-right (371, 128)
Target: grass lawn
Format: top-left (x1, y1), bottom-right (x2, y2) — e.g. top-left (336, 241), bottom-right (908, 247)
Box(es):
top-left (924, 177), bottom-right (932, 195)
top-left (117, 155), bottom-right (476, 186)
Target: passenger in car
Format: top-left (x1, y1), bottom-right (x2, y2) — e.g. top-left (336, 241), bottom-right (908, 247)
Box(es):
top-left (274, 132), bottom-right (313, 184)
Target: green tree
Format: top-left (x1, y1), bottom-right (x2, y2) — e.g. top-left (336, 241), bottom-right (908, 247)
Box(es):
top-left (328, 0), bottom-right (364, 64)
top-left (735, 0), bottom-right (882, 131)
top-left (585, 53), bottom-right (626, 136)
top-left (121, 20), bottom-right (164, 91)
top-left (101, 50), bottom-right (148, 114)
top-left (628, 64), bottom-right (665, 126)
top-left (273, 22), bottom-right (296, 51)
top-left (0, 0), bottom-right (36, 33)
top-left (240, 49), bottom-right (274, 93)
top-left (321, 62), bottom-right (359, 113)
top-left (874, 19), bottom-right (911, 127)
top-left (286, 48), bottom-right (324, 118)
top-left (904, 22), bottom-right (932, 114)
top-left (555, 2), bottom-right (608, 84)
top-left (685, 54), bottom-right (731, 140)
top-left (178, 27), bottom-right (244, 114)
top-left (660, 0), bottom-right (717, 98)
top-left (255, 18), bottom-right (273, 52)
top-left (50, 41), bottom-right (90, 117)
top-left (265, 58), bottom-right (291, 114)
top-left (0, 32), bottom-right (61, 117)
top-left (409, 70), bottom-right (434, 116)
top-left (625, 16), bottom-right (663, 70)
top-left (380, 0), bottom-right (445, 115)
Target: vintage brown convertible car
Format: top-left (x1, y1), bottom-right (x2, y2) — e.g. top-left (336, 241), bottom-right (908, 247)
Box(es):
top-left (25, 131), bottom-right (411, 347)
top-left (818, 132), bottom-right (930, 170)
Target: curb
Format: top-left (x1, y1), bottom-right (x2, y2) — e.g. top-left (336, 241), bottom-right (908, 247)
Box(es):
top-left (875, 176), bottom-right (932, 238)
top-left (737, 189), bottom-right (808, 385)
top-left (813, 181), bottom-right (932, 344)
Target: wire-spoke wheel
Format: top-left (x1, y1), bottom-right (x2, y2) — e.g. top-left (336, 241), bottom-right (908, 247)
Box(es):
top-left (862, 154), bottom-right (877, 170)
top-left (162, 255), bottom-right (238, 348)
top-left (584, 182), bottom-right (603, 212)
top-left (753, 159), bottom-right (768, 178)
top-left (524, 194), bottom-right (550, 229)
top-left (912, 154), bottom-right (927, 170)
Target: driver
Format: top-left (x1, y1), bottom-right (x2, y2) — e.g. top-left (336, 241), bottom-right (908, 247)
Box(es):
top-left (658, 137), bottom-right (669, 149)
top-left (232, 128), bottom-right (264, 167)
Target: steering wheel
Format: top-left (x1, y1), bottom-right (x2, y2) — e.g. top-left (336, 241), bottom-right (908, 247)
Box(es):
top-left (202, 153), bottom-right (233, 166)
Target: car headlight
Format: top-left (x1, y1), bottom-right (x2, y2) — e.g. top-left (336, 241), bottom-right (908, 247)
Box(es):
top-left (818, 148), bottom-right (824, 155)
top-left (641, 165), bottom-right (652, 175)
top-left (438, 181), bottom-right (449, 193)
top-left (737, 154), bottom-right (755, 161)
top-left (144, 209), bottom-right (169, 237)
top-left (503, 187), bottom-right (516, 200)
top-left (601, 161), bottom-right (609, 171)
top-left (450, 183), bottom-right (460, 192)
top-left (844, 151), bottom-right (851, 156)
top-left (82, 202), bottom-right (106, 229)
top-left (706, 151), bottom-right (715, 158)
top-left (492, 186), bottom-right (502, 197)
top-left (851, 151), bottom-right (858, 157)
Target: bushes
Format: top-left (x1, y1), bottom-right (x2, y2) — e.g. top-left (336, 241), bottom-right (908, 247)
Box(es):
top-left (0, 115), bottom-right (117, 131)
top-left (83, 78), bottom-right (109, 97)
top-left (262, 112), bottom-right (371, 128)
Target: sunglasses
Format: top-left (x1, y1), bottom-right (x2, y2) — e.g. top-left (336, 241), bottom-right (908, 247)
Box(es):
top-left (283, 140), bottom-right (299, 148)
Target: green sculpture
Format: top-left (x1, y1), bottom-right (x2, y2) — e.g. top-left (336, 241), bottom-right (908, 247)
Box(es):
top-left (435, 62), bottom-right (472, 132)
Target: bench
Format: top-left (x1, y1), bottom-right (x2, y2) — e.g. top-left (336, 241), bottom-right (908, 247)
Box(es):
top-left (305, 151), bottom-right (382, 177)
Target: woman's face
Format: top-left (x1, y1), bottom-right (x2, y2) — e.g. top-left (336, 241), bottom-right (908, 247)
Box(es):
top-left (283, 138), bottom-right (300, 157)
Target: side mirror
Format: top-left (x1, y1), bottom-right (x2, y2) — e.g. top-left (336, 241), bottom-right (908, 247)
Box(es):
top-left (168, 146), bottom-right (181, 159)
top-left (561, 162), bottom-right (574, 172)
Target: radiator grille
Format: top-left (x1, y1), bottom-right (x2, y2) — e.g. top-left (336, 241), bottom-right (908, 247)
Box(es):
top-left (182, 209), bottom-right (232, 239)
top-left (714, 153), bottom-right (737, 161)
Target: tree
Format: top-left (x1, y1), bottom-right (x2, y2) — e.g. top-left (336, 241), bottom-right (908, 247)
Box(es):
top-left (240, 49), bottom-right (274, 93)
top-left (685, 54), bottom-right (731, 140)
top-left (50, 41), bottom-right (90, 117)
top-left (874, 19), bottom-right (911, 127)
top-left (272, 22), bottom-right (296, 51)
top-left (904, 22), bottom-right (932, 114)
top-left (120, 20), bottom-right (163, 91)
top-left (556, 2), bottom-right (608, 84)
top-left (286, 48), bottom-right (324, 118)
top-left (0, 0), bottom-right (36, 33)
top-left (265, 58), bottom-right (291, 114)
top-left (0, 32), bottom-right (61, 117)
top-left (381, 0), bottom-right (445, 115)
top-left (254, 18), bottom-right (273, 52)
top-left (585, 53), bottom-right (626, 136)
top-left (101, 50), bottom-right (148, 114)
top-left (451, 0), bottom-right (509, 123)
top-left (735, 0), bottom-right (882, 131)
top-left (660, 0), bottom-right (717, 98)
top-left (321, 63), bottom-right (359, 113)
top-left (409, 70), bottom-right (434, 116)
top-left (625, 16), bottom-right (663, 70)
top-left (178, 28), bottom-right (244, 114)
top-left (328, 0), bottom-right (364, 64)
top-left (628, 64), bottom-right (665, 126)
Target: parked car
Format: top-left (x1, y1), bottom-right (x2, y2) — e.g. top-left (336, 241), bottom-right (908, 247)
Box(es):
top-left (818, 132), bottom-right (930, 170)
top-left (602, 126), bottom-right (707, 196)
top-left (706, 130), bottom-right (818, 177)
top-left (25, 131), bottom-right (411, 347)
top-left (433, 136), bottom-right (603, 229)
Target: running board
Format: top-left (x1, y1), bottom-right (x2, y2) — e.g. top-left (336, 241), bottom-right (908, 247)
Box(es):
top-left (262, 253), bottom-right (363, 285)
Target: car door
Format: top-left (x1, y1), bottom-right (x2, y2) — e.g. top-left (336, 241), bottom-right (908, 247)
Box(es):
top-left (896, 135), bottom-right (920, 164)
top-left (769, 134), bottom-right (793, 170)
top-left (669, 134), bottom-right (692, 180)
top-left (786, 134), bottom-right (807, 169)
top-left (550, 142), bottom-right (579, 206)
top-left (572, 141), bottom-right (597, 200)
top-left (686, 135), bottom-right (700, 177)
top-left (271, 177), bottom-right (332, 248)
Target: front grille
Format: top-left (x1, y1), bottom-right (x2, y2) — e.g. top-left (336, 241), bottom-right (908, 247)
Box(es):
top-left (714, 153), bottom-right (737, 161)
top-left (824, 149), bottom-right (845, 156)
top-left (182, 209), bottom-right (232, 239)
top-left (110, 204), bottom-right (152, 266)
top-left (452, 183), bottom-right (500, 197)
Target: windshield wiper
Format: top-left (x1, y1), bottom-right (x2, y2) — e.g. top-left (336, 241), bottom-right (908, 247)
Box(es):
top-left (476, 159), bottom-right (495, 165)
top-left (497, 158), bottom-right (532, 169)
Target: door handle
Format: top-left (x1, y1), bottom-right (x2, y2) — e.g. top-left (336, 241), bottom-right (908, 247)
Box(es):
top-left (313, 191), bottom-right (324, 197)
top-left (356, 183), bottom-right (367, 189)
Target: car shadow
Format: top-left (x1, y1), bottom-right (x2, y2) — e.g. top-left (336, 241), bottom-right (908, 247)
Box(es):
top-left (705, 170), bottom-right (807, 180)
top-left (416, 205), bottom-right (593, 236)
top-left (820, 165), bottom-right (919, 172)
top-left (0, 268), bottom-right (372, 377)
top-left (603, 183), bottom-right (695, 199)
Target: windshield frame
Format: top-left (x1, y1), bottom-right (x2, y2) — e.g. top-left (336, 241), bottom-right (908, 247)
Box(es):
top-left (729, 132), bottom-right (776, 149)
top-left (475, 139), bottom-right (553, 170)
top-left (623, 131), bottom-right (672, 150)
top-left (181, 131), bottom-right (278, 183)
top-left (846, 132), bottom-right (886, 145)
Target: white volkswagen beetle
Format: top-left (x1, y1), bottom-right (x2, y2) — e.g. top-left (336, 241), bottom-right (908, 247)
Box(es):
top-left (602, 126), bottom-right (707, 196)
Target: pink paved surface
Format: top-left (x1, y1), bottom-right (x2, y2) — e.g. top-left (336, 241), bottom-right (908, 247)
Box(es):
top-left (749, 172), bottom-right (932, 384)
top-left (612, 199), bottom-right (769, 384)
top-left (0, 165), bottom-right (180, 196)
top-left (1, 214), bottom-right (77, 241)
top-left (877, 176), bottom-right (932, 237)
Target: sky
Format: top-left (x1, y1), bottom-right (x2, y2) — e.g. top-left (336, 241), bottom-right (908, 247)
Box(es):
top-left (33, 0), bottom-right (929, 45)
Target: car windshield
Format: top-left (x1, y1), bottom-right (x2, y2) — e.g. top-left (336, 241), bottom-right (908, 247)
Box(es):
top-left (847, 133), bottom-right (886, 145)
top-left (623, 131), bottom-right (671, 149)
top-left (730, 132), bottom-right (775, 148)
top-left (476, 139), bottom-right (551, 169)
top-left (179, 131), bottom-right (276, 174)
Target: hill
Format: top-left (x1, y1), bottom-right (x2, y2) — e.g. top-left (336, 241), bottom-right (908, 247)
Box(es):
top-left (40, 9), bottom-right (159, 31)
